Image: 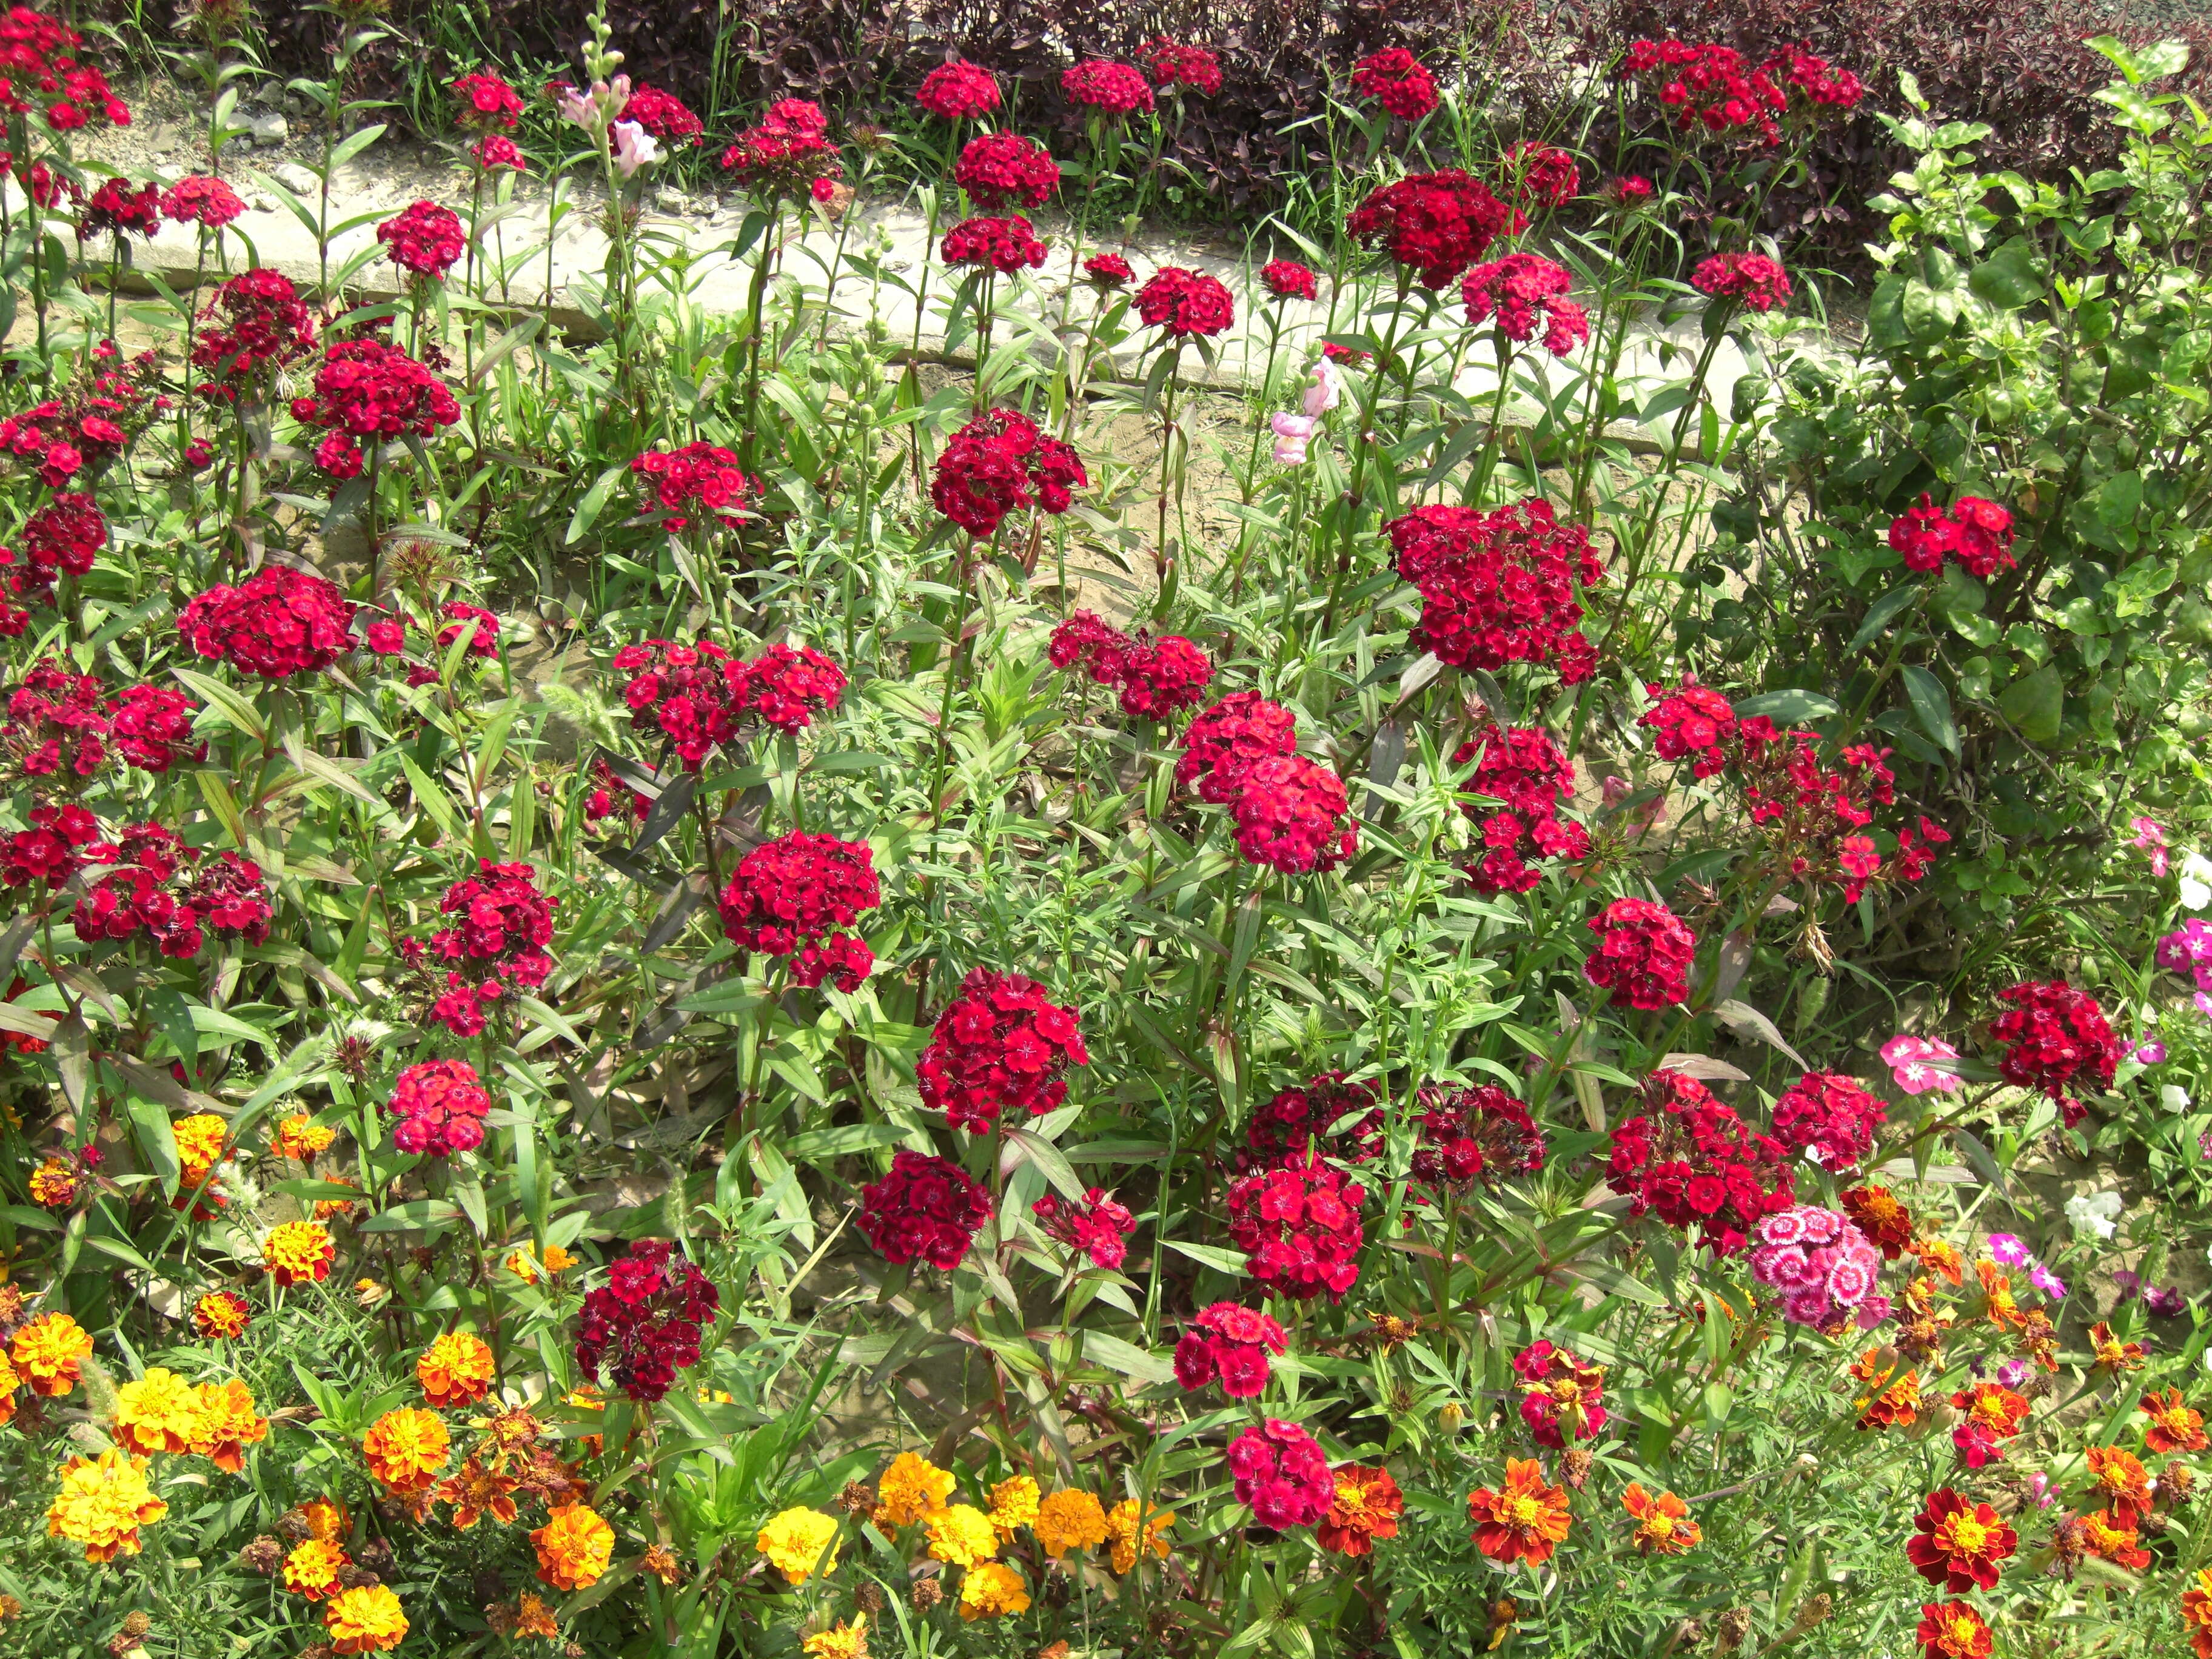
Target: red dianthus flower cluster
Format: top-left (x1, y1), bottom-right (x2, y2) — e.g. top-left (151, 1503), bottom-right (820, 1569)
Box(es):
top-left (178, 565), bottom-right (357, 679)
top-left (451, 67), bottom-right (522, 130)
top-left (1389, 498), bottom-right (1604, 683)
top-left (290, 340), bottom-right (460, 478)
top-left (1175, 1302), bottom-right (1287, 1398)
top-left (1410, 1083), bottom-right (1546, 1190)
top-left (0, 800), bottom-right (102, 888)
top-left (1770, 1071), bottom-right (1888, 1168)
top-left (1640, 679), bottom-right (1735, 777)
top-left (1888, 494), bottom-right (2016, 577)
top-left (1260, 258), bottom-right (1318, 301)
top-left (0, 399), bottom-right (132, 489)
top-left (1462, 253), bottom-right (1587, 356)
top-left (1350, 48), bottom-right (1437, 120)
top-left (621, 85), bottom-right (702, 145)
top-left (1083, 252), bottom-right (1131, 287)
top-left (930, 406), bottom-right (1085, 537)
top-left (574, 1239), bottom-right (720, 1403)
top-left (375, 199), bottom-right (466, 282)
top-left (2, 493), bottom-right (108, 622)
top-left (1047, 611), bottom-right (1214, 719)
top-left (716, 831), bottom-right (879, 991)
top-left (1233, 755), bottom-right (1358, 876)
top-left (1583, 897), bottom-right (1696, 1010)
top-left (631, 442), bottom-right (759, 533)
top-left (941, 213), bottom-right (1047, 275)
top-left (72, 823), bottom-right (272, 959)
top-left (614, 638), bottom-right (736, 768)
top-left (0, 6), bottom-right (130, 129)
top-left (1501, 141), bottom-right (1579, 208)
top-left (2, 662), bottom-right (201, 779)
top-left (917, 61), bottom-right (999, 122)
top-left (159, 173), bottom-right (243, 230)
top-left (1691, 251), bottom-right (1791, 312)
top-left (1134, 266), bottom-right (1235, 338)
top-left (192, 268), bottom-right (316, 399)
top-left (1769, 45), bottom-right (1863, 112)
top-left (729, 643), bottom-right (844, 732)
top-left (953, 130), bottom-right (1057, 209)
top-left (1452, 723), bottom-right (1589, 895)
top-left (1225, 1153), bottom-right (1365, 1300)
top-left (1239, 1071), bottom-right (1382, 1171)
top-left (1175, 691), bottom-right (1298, 804)
top-left (1144, 39), bottom-right (1222, 96)
top-left (917, 967), bottom-right (1088, 1133)
top-left (1606, 1068), bottom-right (1795, 1255)
top-left (1988, 980), bottom-right (2122, 1128)
top-left (1347, 170), bottom-right (1521, 290)
top-left (384, 1057), bottom-right (492, 1157)
top-left (1061, 59), bottom-right (1153, 116)
top-left (720, 98), bottom-right (839, 197)
top-left (81, 177), bottom-right (161, 240)
top-left (859, 1150), bottom-right (992, 1269)
top-left (402, 859), bottom-right (558, 1037)
top-left (1225, 1418), bottom-right (1333, 1529)
top-left (1621, 40), bottom-right (1785, 144)
top-left (1031, 1187), bottom-right (1136, 1269)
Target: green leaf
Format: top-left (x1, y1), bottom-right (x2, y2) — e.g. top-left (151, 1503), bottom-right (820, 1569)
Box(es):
top-left (563, 461), bottom-right (629, 546)
top-left (329, 121), bottom-right (389, 169)
top-left (1848, 582), bottom-right (1924, 653)
top-left (126, 1094), bottom-right (181, 1196)
top-left (1899, 665), bottom-right (1960, 757)
top-left (784, 1123), bottom-right (911, 1162)
top-left (1966, 236), bottom-right (2047, 310)
top-left (1731, 689), bottom-right (1841, 723)
top-left (1997, 665), bottom-right (2064, 743)
top-left (1001, 1127), bottom-right (1087, 1204)
top-left (1163, 1239), bottom-right (1248, 1277)
top-left (173, 666), bottom-right (266, 742)
top-left (1081, 1330), bottom-right (1175, 1385)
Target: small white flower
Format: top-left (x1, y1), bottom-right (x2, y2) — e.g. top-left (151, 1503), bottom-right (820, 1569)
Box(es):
top-left (2065, 1190), bottom-right (2122, 1240)
top-left (2182, 849), bottom-right (2212, 910)
top-left (2163, 1084), bottom-right (2193, 1113)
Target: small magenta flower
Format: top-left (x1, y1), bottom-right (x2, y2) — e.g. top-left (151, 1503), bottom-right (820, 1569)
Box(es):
top-left (1986, 1234), bottom-right (2031, 1268)
top-left (2029, 1262), bottom-right (2066, 1300)
top-left (2136, 1040), bottom-right (2168, 1065)
top-left (1881, 1033), bottom-right (1961, 1096)
top-left (2026, 1472), bottom-right (2054, 1509)
top-left (1994, 1359), bottom-right (2030, 1390)
top-left (2129, 816), bottom-right (2170, 876)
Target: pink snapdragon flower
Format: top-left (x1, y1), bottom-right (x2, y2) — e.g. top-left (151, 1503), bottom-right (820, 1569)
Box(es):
top-left (1880, 1033), bottom-right (1960, 1096)
top-left (1304, 358), bottom-right (1341, 418)
top-left (1270, 412), bottom-right (1317, 464)
top-left (611, 120), bottom-right (662, 176)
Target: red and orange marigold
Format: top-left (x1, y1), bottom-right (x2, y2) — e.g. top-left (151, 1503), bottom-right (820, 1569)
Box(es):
top-left (362, 1406), bottom-right (452, 1494)
top-left (1467, 1459), bottom-right (1572, 1565)
top-left (417, 1330), bottom-right (497, 1409)
top-left (1622, 1483), bottom-right (1700, 1555)
top-left (1317, 1465), bottom-right (1403, 1557)
top-left (2144, 1387), bottom-right (2210, 1455)
top-left (1906, 1489), bottom-right (2015, 1591)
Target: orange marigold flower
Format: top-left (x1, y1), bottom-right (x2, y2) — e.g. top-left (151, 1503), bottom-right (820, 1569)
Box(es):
top-left (1911, 1235), bottom-right (1964, 1285)
top-left (1916, 1600), bottom-right (1992, 1659)
top-left (300, 1496), bottom-right (349, 1542)
top-left (28, 1156), bottom-right (78, 1208)
top-left (504, 1247), bottom-right (543, 1284)
top-left (113, 1366), bottom-right (203, 1455)
top-left (1840, 1184), bottom-right (1914, 1258)
top-left (263, 1220), bottom-right (335, 1287)
top-left (0, 1350), bottom-right (18, 1428)
top-left (641, 1543), bottom-right (683, 1584)
top-left (515, 1592), bottom-right (558, 1640)
top-left (12, 1310), bottom-right (94, 1396)
top-left (315, 1192), bottom-right (359, 1221)
top-left (1104, 1497), bottom-right (1175, 1573)
top-left (2086, 1446), bottom-right (2151, 1519)
top-left (533, 1503), bottom-right (614, 1590)
top-left (803, 1617), bottom-right (868, 1659)
top-left (987, 1473), bottom-right (1040, 1539)
top-left (187, 1378), bottom-right (268, 1472)
top-left (957, 1561), bottom-right (1030, 1620)
top-left (283, 1538), bottom-right (349, 1601)
top-left (273, 1113), bottom-right (335, 1161)
top-left (1851, 1350), bottom-right (1922, 1430)
top-left (324, 1583), bottom-right (407, 1654)
top-left (192, 1290), bottom-right (251, 1340)
top-left (172, 1113), bottom-right (227, 1179)
top-left (1622, 1482), bottom-right (1700, 1555)
top-left (2181, 1567), bottom-right (2212, 1659)
top-left (2144, 1388), bottom-right (2210, 1455)
top-left (45, 1450), bottom-right (167, 1563)
top-left (362, 1406), bottom-right (451, 1493)
top-left (1318, 1464), bottom-right (1403, 1557)
top-left (1906, 1489), bottom-right (2015, 1591)
top-left (1034, 1488), bottom-right (1108, 1558)
top-left (1975, 1261), bottom-right (2024, 1332)
top-left (873, 1450), bottom-right (954, 1527)
top-left (417, 1330), bottom-right (496, 1408)
top-left (1467, 1458), bottom-right (1572, 1565)
top-left (2016, 1307), bottom-right (2059, 1372)
top-left (2080, 1506), bottom-right (2150, 1569)
top-left (439, 1455), bottom-right (520, 1528)
top-left (1950, 1381), bottom-right (2029, 1465)
top-left (2088, 1321), bottom-right (2147, 1373)
top-left (543, 1245), bottom-right (575, 1272)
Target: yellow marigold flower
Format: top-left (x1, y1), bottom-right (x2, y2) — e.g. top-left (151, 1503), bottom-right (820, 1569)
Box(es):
top-left (1034, 1488), bottom-right (1109, 1558)
top-left (361, 1407), bottom-right (451, 1493)
top-left (925, 1503), bottom-right (1000, 1568)
top-left (273, 1113), bottom-right (335, 1161)
top-left (0, 1350), bottom-right (18, 1427)
top-left (988, 1473), bottom-right (1041, 1539)
top-left (188, 1379), bottom-right (269, 1472)
top-left (758, 1506), bottom-right (843, 1583)
top-left (28, 1156), bottom-right (77, 1208)
top-left (171, 1113), bottom-right (227, 1179)
top-left (283, 1538), bottom-right (349, 1601)
top-left (515, 1592), bottom-right (558, 1640)
top-left (1104, 1497), bottom-right (1176, 1573)
top-left (262, 1220), bottom-right (335, 1287)
top-left (803, 1615), bottom-right (869, 1659)
top-left (543, 1245), bottom-right (576, 1272)
top-left (957, 1561), bottom-right (1030, 1621)
top-left (300, 1496), bottom-right (349, 1543)
top-left (46, 1450), bottom-right (167, 1563)
top-left (504, 1247), bottom-right (542, 1285)
top-left (323, 1583), bottom-right (407, 1654)
top-left (533, 1503), bottom-right (614, 1590)
top-left (417, 1330), bottom-right (496, 1408)
top-left (872, 1450), bottom-right (955, 1527)
top-left (12, 1310), bottom-right (94, 1396)
top-left (192, 1289), bottom-right (251, 1340)
top-left (113, 1366), bottom-right (202, 1455)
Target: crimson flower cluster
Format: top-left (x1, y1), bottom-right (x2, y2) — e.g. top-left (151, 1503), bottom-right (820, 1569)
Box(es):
top-left (384, 1057), bottom-right (492, 1157)
top-left (1462, 253), bottom-right (1587, 357)
top-left (716, 831), bottom-right (880, 991)
top-left (191, 268), bottom-right (317, 398)
top-left (1584, 897), bottom-right (1696, 1010)
top-left (1047, 611), bottom-right (1214, 719)
top-left (1144, 39), bottom-right (1222, 96)
top-left (859, 1150), bottom-right (991, 1269)
top-left (953, 130), bottom-right (1057, 209)
top-left (0, 6), bottom-right (129, 129)
top-left (1350, 48), bottom-right (1437, 120)
top-left (721, 98), bottom-right (839, 196)
top-left (1988, 980), bottom-right (2122, 1128)
top-left (178, 565), bottom-right (357, 679)
top-left (1175, 691), bottom-right (1297, 804)
top-left (1, 801), bottom-right (102, 888)
top-left (1347, 170), bottom-right (1521, 290)
top-left (1514, 1339), bottom-right (1608, 1446)
top-left (469, 133), bottom-right (526, 172)
top-left (1135, 266), bottom-right (1235, 338)
top-left (1389, 498), bottom-right (1604, 683)
top-left (451, 67), bottom-right (522, 129)
top-left (1083, 252), bottom-right (1131, 287)
top-left (1410, 1084), bottom-right (1546, 1190)
top-left (1621, 40), bottom-right (1785, 144)
top-left (2, 662), bottom-right (200, 779)
top-left (1175, 1302), bottom-right (1287, 1398)
top-left (1031, 1187), bottom-right (1136, 1269)
top-left (82, 177), bottom-right (161, 240)
top-left (573, 1239), bottom-right (720, 1403)
top-left (1770, 1071), bottom-right (1887, 1168)
top-left (1692, 251), bottom-right (1792, 313)
top-left (631, 442), bottom-right (758, 533)
top-left (1606, 1068), bottom-right (1795, 1255)
top-left (160, 174), bottom-right (243, 230)
top-left (1239, 1072), bottom-right (1381, 1171)
top-left (622, 85), bottom-right (702, 145)
top-left (917, 968), bottom-right (1088, 1133)
top-left (401, 860), bottom-right (558, 1037)
top-left (731, 643), bottom-right (845, 732)
top-left (1233, 754), bottom-right (1357, 876)
top-left (1770, 46), bottom-right (1863, 110)
top-left (917, 61), bottom-right (999, 121)
top-left (1226, 1154), bottom-right (1365, 1301)
top-left (72, 823), bottom-right (273, 959)
top-left (1453, 723), bottom-right (1589, 895)
top-left (930, 406), bottom-right (1085, 537)
top-left (1, 400), bottom-right (130, 488)
top-left (1888, 494), bottom-right (2016, 577)
top-left (376, 199), bottom-right (466, 282)
top-left (1225, 1419), bottom-right (1333, 1530)
top-left (1640, 679), bottom-right (1735, 777)
top-left (1501, 141), bottom-right (1579, 208)
top-left (1061, 59), bottom-right (1153, 116)
top-left (615, 638), bottom-right (737, 768)
top-left (290, 340), bottom-right (461, 478)
top-left (942, 213), bottom-right (1047, 275)
top-left (1260, 259), bottom-right (1318, 301)
top-left (0, 492), bottom-right (107, 627)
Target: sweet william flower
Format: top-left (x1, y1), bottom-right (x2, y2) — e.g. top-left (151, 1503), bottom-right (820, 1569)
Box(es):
top-left (1351, 47), bottom-right (1438, 119)
top-left (1227, 1419), bottom-right (1333, 1529)
top-left (859, 1151), bottom-right (991, 1269)
top-left (1882, 1033), bottom-right (1962, 1096)
top-left (917, 61), bottom-right (999, 121)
